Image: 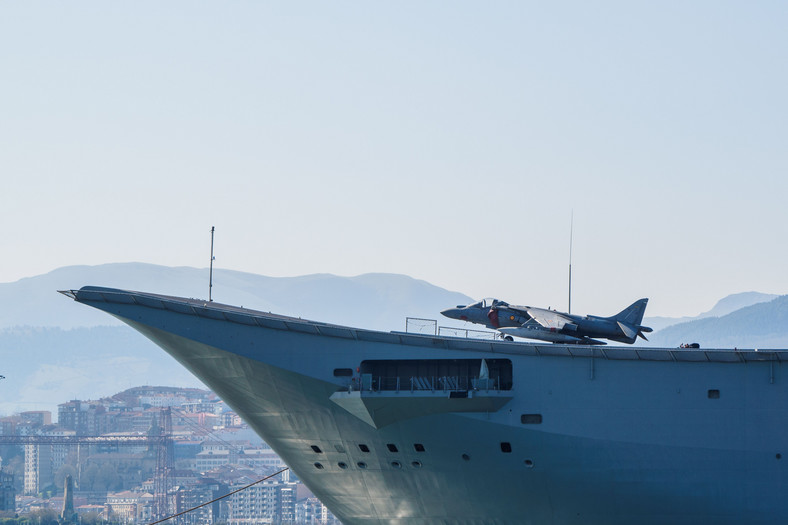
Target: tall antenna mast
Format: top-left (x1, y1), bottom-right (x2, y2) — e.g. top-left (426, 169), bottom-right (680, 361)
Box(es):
top-left (568, 211), bottom-right (573, 314)
top-left (209, 226), bottom-right (215, 302)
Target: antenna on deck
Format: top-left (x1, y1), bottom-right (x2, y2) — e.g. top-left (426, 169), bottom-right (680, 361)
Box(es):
top-left (568, 211), bottom-right (573, 314)
top-left (209, 226), bottom-right (215, 302)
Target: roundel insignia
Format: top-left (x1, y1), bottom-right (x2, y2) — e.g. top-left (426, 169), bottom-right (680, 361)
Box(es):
top-left (510, 316), bottom-right (515, 321)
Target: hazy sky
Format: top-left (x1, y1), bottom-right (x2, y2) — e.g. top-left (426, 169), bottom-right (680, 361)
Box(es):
top-left (2, 2), bottom-right (787, 318)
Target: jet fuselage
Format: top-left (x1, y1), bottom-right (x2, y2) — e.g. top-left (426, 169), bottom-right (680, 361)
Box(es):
top-left (441, 298), bottom-right (651, 345)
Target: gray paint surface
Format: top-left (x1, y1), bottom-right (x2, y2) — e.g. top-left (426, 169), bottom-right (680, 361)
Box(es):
top-left (65, 286), bottom-right (788, 525)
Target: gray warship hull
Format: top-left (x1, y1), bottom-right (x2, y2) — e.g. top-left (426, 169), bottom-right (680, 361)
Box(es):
top-left (63, 286), bottom-right (788, 525)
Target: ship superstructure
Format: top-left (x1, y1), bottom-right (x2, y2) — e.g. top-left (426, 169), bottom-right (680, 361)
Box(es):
top-left (62, 286), bottom-right (788, 525)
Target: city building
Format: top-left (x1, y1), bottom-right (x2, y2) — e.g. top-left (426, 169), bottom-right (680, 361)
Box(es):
top-left (19, 412), bottom-right (52, 427)
top-left (5, 385), bottom-right (338, 524)
top-left (58, 401), bottom-right (105, 436)
top-left (295, 497), bottom-right (340, 525)
top-left (24, 427), bottom-right (76, 495)
top-left (0, 470), bottom-right (15, 512)
top-left (196, 446), bottom-right (283, 474)
top-left (75, 504), bottom-right (106, 519)
top-left (24, 440), bottom-right (51, 495)
top-left (105, 490), bottom-right (154, 523)
top-left (227, 480), bottom-right (298, 525)
top-left (174, 479), bottom-right (228, 525)
top-left (221, 412), bottom-right (243, 427)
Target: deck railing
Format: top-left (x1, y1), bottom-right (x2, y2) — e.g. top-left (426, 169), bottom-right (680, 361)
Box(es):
top-left (437, 326), bottom-right (500, 340)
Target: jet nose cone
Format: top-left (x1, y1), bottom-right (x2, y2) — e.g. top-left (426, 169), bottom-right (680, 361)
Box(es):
top-left (440, 308), bottom-right (457, 319)
top-left (441, 308), bottom-right (467, 321)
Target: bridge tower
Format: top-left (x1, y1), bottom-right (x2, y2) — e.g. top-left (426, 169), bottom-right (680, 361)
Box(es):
top-left (153, 407), bottom-right (174, 520)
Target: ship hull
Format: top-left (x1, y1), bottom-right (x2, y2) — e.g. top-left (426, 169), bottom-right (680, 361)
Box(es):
top-left (65, 287), bottom-right (788, 524)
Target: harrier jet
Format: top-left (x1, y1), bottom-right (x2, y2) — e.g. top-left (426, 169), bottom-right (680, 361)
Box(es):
top-left (441, 298), bottom-right (652, 345)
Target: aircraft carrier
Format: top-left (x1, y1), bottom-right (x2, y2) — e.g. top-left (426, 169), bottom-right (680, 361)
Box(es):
top-left (62, 286), bottom-right (788, 525)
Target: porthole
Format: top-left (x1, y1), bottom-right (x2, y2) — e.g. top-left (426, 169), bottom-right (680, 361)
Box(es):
top-left (314, 462), bottom-right (324, 469)
top-left (524, 459), bottom-right (534, 468)
top-left (358, 444), bottom-right (370, 453)
top-left (391, 461), bottom-right (402, 469)
top-left (461, 453), bottom-right (470, 461)
top-left (411, 461), bottom-right (422, 468)
top-left (357, 462), bottom-right (367, 469)
top-left (521, 414), bottom-right (543, 424)
top-left (387, 443), bottom-right (399, 453)
top-left (338, 462), bottom-right (348, 469)
top-left (311, 445), bottom-right (322, 453)
top-left (500, 442), bottom-right (512, 453)
top-left (333, 368), bottom-right (353, 377)
top-left (777, 454), bottom-right (782, 460)
top-left (708, 389), bottom-right (720, 399)
top-left (414, 443), bottom-right (425, 452)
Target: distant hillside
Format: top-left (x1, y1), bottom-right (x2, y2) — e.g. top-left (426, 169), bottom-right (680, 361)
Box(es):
top-left (647, 295), bottom-right (788, 349)
top-left (0, 263), bottom-right (473, 416)
top-left (0, 325), bottom-right (201, 416)
top-left (0, 263), bottom-right (472, 331)
top-left (644, 291), bottom-right (778, 332)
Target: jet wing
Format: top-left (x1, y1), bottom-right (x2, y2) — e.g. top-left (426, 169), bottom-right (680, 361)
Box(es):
top-left (508, 306), bottom-right (577, 331)
top-left (529, 308), bottom-right (577, 331)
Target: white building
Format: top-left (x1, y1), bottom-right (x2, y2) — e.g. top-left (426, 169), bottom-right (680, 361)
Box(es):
top-left (227, 481), bottom-right (296, 525)
top-left (196, 443), bottom-right (284, 474)
top-left (105, 490), bottom-right (154, 523)
top-left (23, 429), bottom-right (75, 495)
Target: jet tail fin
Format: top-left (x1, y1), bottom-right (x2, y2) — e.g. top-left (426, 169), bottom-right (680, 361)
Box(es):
top-left (613, 298), bottom-right (649, 326)
top-left (611, 298), bottom-right (652, 343)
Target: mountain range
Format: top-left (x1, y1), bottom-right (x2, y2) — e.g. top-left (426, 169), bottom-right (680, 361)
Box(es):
top-left (643, 291), bottom-right (779, 332)
top-left (0, 263), bottom-right (472, 331)
top-left (0, 263), bottom-right (472, 416)
top-left (0, 263), bottom-right (785, 416)
top-left (645, 294), bottom-right (788, 349)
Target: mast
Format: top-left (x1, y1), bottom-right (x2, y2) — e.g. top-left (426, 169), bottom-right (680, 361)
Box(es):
top-left (568, 212), bottom-right (573, 314)
top-left (209, 226), bottom-right (215, 302)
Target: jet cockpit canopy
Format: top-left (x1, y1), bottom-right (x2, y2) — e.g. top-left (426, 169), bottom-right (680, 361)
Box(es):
top-left (476, 298), bottom-right (508, 309)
